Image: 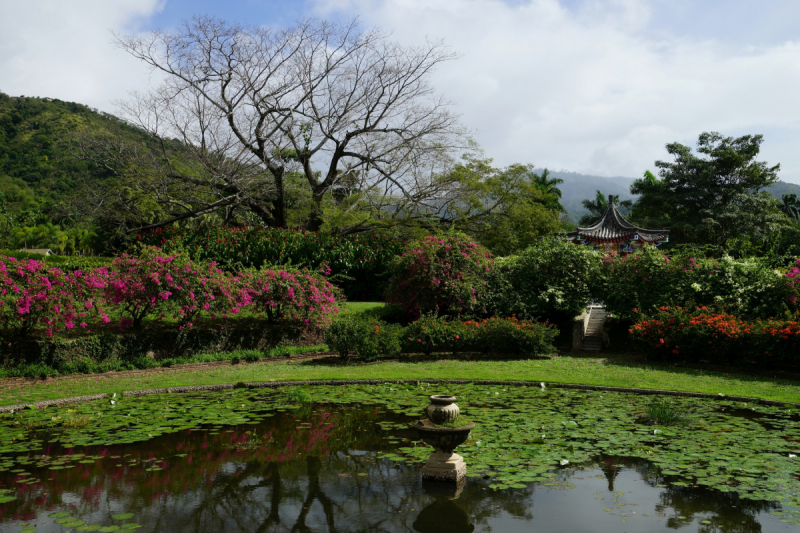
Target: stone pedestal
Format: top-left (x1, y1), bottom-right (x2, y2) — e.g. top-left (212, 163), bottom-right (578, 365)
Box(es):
top-left (422, 451), bottom-right (467, 482)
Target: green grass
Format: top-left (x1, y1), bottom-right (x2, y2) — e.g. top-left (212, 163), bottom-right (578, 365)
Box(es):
top-left (341, 302), bottom-right (384, 315)
top-left (2, 352), bottom-right (799, 407)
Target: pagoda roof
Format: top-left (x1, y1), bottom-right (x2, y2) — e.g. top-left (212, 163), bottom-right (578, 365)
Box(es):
top-left (567, 195), bottom-right (669, 243)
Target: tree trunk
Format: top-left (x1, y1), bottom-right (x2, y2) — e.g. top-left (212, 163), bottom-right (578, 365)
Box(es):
top-left (307, 186), bottom-right (327, 232)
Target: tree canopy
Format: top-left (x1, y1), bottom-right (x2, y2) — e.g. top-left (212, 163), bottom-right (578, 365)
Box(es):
top-left (629, 132), bottom-right (789, 246)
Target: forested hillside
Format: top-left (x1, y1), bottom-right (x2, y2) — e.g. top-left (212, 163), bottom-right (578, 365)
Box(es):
top-left (0, 93), bottom-right (159, 251)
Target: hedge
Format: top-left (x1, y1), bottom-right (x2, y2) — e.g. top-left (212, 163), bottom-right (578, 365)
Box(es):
top-left (0, 322), bottom-right (322, 378)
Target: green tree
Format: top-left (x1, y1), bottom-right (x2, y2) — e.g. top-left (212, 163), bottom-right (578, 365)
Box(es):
top-left (779, 193), bottom-right (800, 224)
top-left (578, 190), bottom-right (632, 227)
top-left (531, 168), bottom-right (565, 212)
top-left (631, 132), bottom-right (788, 246)
top-left (446, 157), bottom-right (563, 255)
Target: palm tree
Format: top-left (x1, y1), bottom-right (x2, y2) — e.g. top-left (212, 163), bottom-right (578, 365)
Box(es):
top-left (578, 190), bottom-right (633, 227)
top-left (531, 168), bottom-right (565, 211)
top-left (779, 194), bottom-right (800, 224)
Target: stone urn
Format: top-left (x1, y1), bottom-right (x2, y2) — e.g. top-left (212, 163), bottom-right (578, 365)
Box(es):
top-left (415, 395), bottom-right (474, 482)
top-left (425, 395), bottom-right (460, 424)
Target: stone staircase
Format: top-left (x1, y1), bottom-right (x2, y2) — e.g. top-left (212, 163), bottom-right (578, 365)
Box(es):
top-left (582, 306), bottom-right (608, 351)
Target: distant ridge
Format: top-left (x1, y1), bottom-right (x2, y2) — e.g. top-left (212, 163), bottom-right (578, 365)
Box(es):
top-left (536, 170), bottom-right (800, 223)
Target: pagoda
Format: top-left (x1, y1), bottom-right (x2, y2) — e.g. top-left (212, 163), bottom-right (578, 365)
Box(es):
top-left (566, 195), bottom-right (669, 254)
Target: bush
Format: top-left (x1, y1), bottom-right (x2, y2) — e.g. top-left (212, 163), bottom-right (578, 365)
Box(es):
top-left (139, 226), bottom-right (404, 300)
top-left (104, 246), bottom-right (226, 330)
top-left (463, 316), bottom-right (558, 357)
top-left (595, 247), bottom-right (799, 320)
top-left (0, 257), bottom-right (103, 338)
top-left (488, 237), bottom-right (600, 321)
top-left (386, 233), bottom-right (493, 320)
top-left (244, 267), bottom-right (342, 326)
top-left (628, 306), bottom-right (800, 365)
top-left (402, 313), bottom-right (465, 356)
top-left (325, 314), bottom-right (374, 359)
top-left (325, 314), bottom-right (403, 360)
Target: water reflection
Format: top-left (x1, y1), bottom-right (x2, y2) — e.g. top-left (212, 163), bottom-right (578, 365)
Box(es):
top-left (0, 406), bottom-right (793, 532)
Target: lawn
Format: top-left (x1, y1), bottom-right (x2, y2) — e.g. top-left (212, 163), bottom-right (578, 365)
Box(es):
top-left (1, 352), bottom-right (799, 407)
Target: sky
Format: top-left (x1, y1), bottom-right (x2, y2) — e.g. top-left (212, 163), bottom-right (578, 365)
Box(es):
top-left (3, 0), bottom-right (800, 184)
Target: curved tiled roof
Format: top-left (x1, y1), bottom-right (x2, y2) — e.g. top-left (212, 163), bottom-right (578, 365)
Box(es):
top-left (567, 195), bottom-right (669, 243)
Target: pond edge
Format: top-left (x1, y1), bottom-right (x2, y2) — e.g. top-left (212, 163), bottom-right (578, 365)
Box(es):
top-left (0, 379), bottom-right (797, 412)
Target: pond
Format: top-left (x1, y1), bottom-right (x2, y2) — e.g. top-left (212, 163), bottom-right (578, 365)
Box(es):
top-left (0, 383), bottom-right (799, 532)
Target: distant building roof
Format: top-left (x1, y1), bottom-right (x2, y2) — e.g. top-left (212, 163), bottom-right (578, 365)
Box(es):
top-left (19, 248), bottom-right (53, 255)
top-left (567, 195), bottom-right (669, 243)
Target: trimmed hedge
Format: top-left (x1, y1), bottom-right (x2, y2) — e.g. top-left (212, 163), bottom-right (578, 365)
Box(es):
top-left (0, 322), bottom-right (323, 377)
top-left (325, 313), bottom-right (557, 359)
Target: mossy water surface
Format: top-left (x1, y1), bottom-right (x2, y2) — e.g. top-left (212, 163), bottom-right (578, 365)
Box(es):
top-left (0, 384), bottom-right (798, 532)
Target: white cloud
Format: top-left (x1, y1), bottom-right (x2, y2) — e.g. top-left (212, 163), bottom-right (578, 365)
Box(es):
top-left (312, 0), bottom-right (800, 183)
top-left (0, 0), bottom-right (164, 111)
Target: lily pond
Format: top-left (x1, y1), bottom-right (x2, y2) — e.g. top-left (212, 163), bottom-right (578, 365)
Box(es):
top-left (0, 384), bottom-right (799, 533)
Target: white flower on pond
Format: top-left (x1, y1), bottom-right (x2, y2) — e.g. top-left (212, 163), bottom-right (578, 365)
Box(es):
top-left (790, 454), bottom-right (797, 458)
top-left (560, 459), bottom-right (569, 466)
top-left (654, 429), bottom-right (662, 435)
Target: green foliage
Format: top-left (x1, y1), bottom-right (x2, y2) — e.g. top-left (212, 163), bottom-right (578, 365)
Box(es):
top-left (630, 132), bottom-right (789, 246)
top-left (385, 233), bottom-right (493, 320)
top-left (434, 416), bottom-right (473, 428)
top-left (402, 313), bottom-right (460, 357)
top-left (325, 314), bottom-right (374, 359)
top-left (487, 237), bottom-right (600, 321)
top-left (0, 325), bottom-right (323, 377)
top-left (644, 399), bottom-right (688, 426)
top-left (141, 226), bottom-right (403, 301)
top-left (463, 316), bottom-right (558, 357)
top-left (324, 313), bottom-right (403, 360)
top-left (594, 246), bottom-right (799, 320)
top-left (446, 156), bottom-right (564, 254)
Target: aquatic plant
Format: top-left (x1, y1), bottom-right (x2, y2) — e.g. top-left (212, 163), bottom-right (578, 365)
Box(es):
top-left (644, 399), bottom-right (687, 426)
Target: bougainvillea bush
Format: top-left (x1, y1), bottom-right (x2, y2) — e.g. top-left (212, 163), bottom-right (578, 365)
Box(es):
top-left (139, 226), bottom-right (403, 300)
top-left (487, 237), bottom-right (600, 321)
top-left (0, 257), bottom-right (104, 338)
top-left (629, 306), bottom-right (800, 365)
top-left (385, 233), bottom-right (493, 320)
top-left (241, 267), bottom-right (342, 326)
top-left (0, 246), bottom-right (345, 342)
top-left (594, 247), bottom-right (799, 320)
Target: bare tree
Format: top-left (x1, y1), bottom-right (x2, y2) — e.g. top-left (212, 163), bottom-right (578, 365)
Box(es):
top-left (107, 16), bottom-right (468, 232)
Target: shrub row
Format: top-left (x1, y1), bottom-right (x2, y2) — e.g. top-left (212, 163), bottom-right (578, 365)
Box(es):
top-left (484, 240), bottom-right (799, 321)
top-left (0, 246), bottom-right (342, 341)
top-left (628, 306), bottom-right (800, 366)
top-left (593, 250), bottom-right (800, 320)
top-left (139, 226), bottom-right (404, 301)
top-left (0, 325), bottom-right (325, 379)
top-left (324, 313), bottom-right (557, 360)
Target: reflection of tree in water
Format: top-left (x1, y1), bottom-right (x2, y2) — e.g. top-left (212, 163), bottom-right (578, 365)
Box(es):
top-left (602, 456), bottom-right (777, 533)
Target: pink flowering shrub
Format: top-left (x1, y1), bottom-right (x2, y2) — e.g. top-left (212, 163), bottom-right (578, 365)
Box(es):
top-left (385, 233), bottom-right (493, 320)
top-left (788, 259), bottom-right (800, 304)
top-left (0, 258), bottom-right (103, 338)
top-left (243, 267), bottom-right (342, 326)
top-left (104, 246), bottom-right (247, 329)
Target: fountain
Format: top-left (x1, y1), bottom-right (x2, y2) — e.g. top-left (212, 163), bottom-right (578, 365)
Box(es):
top-left (414, 395), bottom-right (475, 483)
